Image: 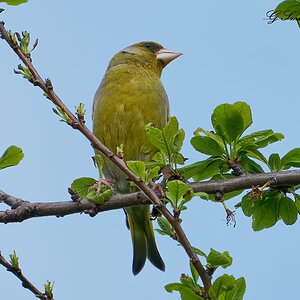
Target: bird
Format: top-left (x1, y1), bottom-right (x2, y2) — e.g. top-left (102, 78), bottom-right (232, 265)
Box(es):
top-left (92, 41), bottom-right (182, 275)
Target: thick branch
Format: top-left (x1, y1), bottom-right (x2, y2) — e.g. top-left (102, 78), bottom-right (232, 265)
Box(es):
top-left (1, 170), bottom-right (299, 224)
top-left (190, 169), bottom-right (300, 193)
top-left (0, 252), bottom-right (53, 300)
top-left (0, 190), bottom-right (150, 222)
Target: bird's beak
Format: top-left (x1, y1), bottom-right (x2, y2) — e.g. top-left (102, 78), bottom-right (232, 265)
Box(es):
top-left (156, 48), bottom-right (182, 67)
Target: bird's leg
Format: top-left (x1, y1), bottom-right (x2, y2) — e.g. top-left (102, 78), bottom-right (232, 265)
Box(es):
top-left (150, 180), bottom-right (165, 197)
top-left (149, 181), bottom-right (168, 220)
top-left (89, 178), bottom-right (113, 194)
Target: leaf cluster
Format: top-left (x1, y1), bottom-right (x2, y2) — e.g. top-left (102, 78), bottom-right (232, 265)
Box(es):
top-left (237, 149), bottom-right (300, 230)
top-left (145, 116), bottom-right (185, 170)
top-left (165, 246), bottom-right (245, 300)
top-left (70, 155), bottom-right (112, 204)
top-left (127, 160), bottom-right (160, 186)
top-left (180, 102), bottom-right (284, 182)
top-left (128, 102), bottom-right (300, 235)
top-left (241, 188), bottom-right (300, 231)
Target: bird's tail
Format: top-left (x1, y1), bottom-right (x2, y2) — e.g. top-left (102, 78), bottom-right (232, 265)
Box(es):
top-left (125, 205), bottom-right (165, 275)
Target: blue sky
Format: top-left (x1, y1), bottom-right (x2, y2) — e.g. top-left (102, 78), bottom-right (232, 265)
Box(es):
top-left (1, 1), bottom-right (299, 299)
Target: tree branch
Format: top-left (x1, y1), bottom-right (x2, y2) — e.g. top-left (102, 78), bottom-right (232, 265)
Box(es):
top-left (0, 189), bottom-right (151, 222)
top-left (190, 169), bottom-right (300, 193)
top-left (1, 170), bottom-right (299, 224)
top-left (0, 21), bottom-right (213, 295)
top-left (0, 252), bottom-right (54, 300)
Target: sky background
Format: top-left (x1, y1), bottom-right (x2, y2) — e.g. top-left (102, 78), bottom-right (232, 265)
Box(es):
top-left (0, 1), bottom-right (299, 299)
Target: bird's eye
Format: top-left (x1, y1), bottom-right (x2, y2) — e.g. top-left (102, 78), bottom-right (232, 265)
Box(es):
top-left (144, 43), bottom-right (152, 48)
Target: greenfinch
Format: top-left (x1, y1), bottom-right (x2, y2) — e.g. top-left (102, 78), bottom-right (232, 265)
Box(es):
top-left (92, 41), bottom-right (182, 275)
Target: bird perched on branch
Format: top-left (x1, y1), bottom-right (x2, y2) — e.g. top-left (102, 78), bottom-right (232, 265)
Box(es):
top-left (92, 41), bottom-right (182, 275)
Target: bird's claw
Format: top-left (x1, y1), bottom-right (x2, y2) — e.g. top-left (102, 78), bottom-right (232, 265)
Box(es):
top-left (150, 181), bottom-right (165, 197)
top-left (89, 178), bottom-right (112, 194)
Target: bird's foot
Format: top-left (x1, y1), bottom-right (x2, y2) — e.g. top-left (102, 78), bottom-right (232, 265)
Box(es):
top-left (150, 181), bottom-right (166, 220)
top-left (150, 181), bottom-right (165, 197)
top-left (89, 178), bottom-right (112, 194)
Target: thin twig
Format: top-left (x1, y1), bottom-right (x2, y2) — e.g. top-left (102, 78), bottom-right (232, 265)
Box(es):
top-left (0, 21), bottom-right (212, 295)
top-left (0, 252), bottom-right (53, 300)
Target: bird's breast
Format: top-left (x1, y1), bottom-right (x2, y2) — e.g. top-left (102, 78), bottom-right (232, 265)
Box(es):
top-left (92, 66), bottom-right (169, 183)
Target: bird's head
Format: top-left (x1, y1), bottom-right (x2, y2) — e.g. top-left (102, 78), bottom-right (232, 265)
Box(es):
top-left (108, 41), bottom-right (182, 76)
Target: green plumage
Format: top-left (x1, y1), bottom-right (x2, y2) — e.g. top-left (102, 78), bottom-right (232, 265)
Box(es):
top-left (93, 41), bottom-right (179, 274)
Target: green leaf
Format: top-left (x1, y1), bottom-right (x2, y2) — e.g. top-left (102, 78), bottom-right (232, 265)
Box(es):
top-left (156, 217), bottom-right (173, 235)
top-left (164, 116), bottom-right (185, 153)
top-left (164, 116), bottom-right (179, 146)
top-left (239, 129), bottom-right (274, 142)
top-left (167, 180), bottom-right (190, 201)
top-left (233, 101), bottom-right (252, 131)
top-left (268, 153), bottom-right (282, 172)
top-left (190, 261), bottom-right (199, 284)
top-left (252, 192), bottom-right (281, 231)
top-left (147, 166), bottom-right (160, 181)
top-left (127, 160), bottom-right (146, 180)
top-left (165, 275), bottom-right (204, 300)
top-left (0, 145), bottom-right (24, 170)
top-left (209, 274), bottom-right (236, 300)
top-left (241, 193), bottom-right (256, 217)
top-left (247, 149), bottom-right (268, 165)
top-left (145, 116), bottom-right (185, 156)
top-left (239, 130), bottom-right (284, 149)
top-left (179, 157), bottom-right (224, 180)
top-left (9, 250), bottom-right (19, 268)
top-left (165, 282), bottom-right (183, 292)
top-left (44, 280), bottom-right (55, 296)
top-left (149, 151), bottom-right (166, 166)
top-left (275, 0), bottom-right (300, 27)
top-left (209, 275), bottom-right (246, 300)
top-left (232, 277), bottom-right (246, 300)
top-left (279, 196), bottom-right (298, 225)
top-left (281, 148), bottom-right (300, 169)
top-left (86, 188), bottom-right (112, 205)
top-left (180, 274), bottom-right (199, 291)
top-left (255, 133), bottom-right (284, 148)
top-left (211, 103), bottom-right (245, 144)
top-left (179, 286), bottom-right (203, 300)
top-left (209, 274), bottom-right (246, 300)
top-left (192, 246), bottom-right (207, 257)
top-left (294, 193), bottom-right (300, 213)
top-left (145, 124), bottom-right (167, 153)
top-left (165, 283), bottom-right (203, 300)
top-left (145, 116), bottom-right (185, 167)
top-left (219, 277), bottom-right (246, 300)
top-left (0, 0), bottom-right (28, 5)
top-left (236, 143), bottom-right (259, 156)
top-left (193, 192), bottom-right (210, 200)
top-left (166, 180), bottom-right (190, 208)
top-left (206, 248), bottom-right (233, 269)
top-left (175, 153), bottom-right (186, 165)
top-left (193, 127), bottom-right (224, 147)
top-left (71, 177), bottom-right (97, 198)
top-left (222, 189), bottom-right (244, 201)
top-left (174, 129), bottom-right (185, 152)
top-left (191, 136), bottom-right (225, 156)
top-left (239, 156), bottom-right (264, 174)
top-left (193, 158), bottom-right (225, 181)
